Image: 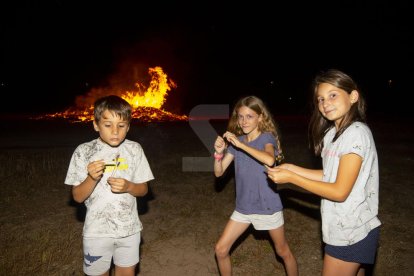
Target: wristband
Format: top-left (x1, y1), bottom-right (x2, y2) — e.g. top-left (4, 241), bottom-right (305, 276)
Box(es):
top-left (214, 152), bottom-right (224, 160)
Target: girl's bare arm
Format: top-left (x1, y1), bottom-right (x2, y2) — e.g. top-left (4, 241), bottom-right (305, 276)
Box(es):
top-left (278, 163), bottom-right (323, 181)
top-left (267, 153), bottom-right (362, 202)
top-left (223, 131), bottom-right (275, 167)
top-left (237, 142), bottom-right (275, 167)
top-left (214, 153), bottom-right (234, 177)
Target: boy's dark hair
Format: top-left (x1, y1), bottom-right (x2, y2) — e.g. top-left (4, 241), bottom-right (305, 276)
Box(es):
top-left (93, 95), bottom-right (132, 123)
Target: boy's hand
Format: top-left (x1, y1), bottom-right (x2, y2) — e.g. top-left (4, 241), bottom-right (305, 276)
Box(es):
top-left (87, 160), bottom-right (105, 181)
top-left (107, 177), bottom-right (129, 193)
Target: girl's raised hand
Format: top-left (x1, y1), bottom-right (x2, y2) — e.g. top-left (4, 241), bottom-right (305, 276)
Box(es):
top-left (214, 136), bottom-right (226, 154)
top-left (223, 131), bottom-right (241, 148)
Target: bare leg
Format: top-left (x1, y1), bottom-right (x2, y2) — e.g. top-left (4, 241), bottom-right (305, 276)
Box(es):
top-left (268, 226), bottom-right (298, 276)
top-left (113, 264), bottom-right (136, 276)
top-left (97, 270), bottom-right (110, 276)
top-left (323, 254), bottom-right (361, 276)
top-left (357, 267), bottom-right (366, 276)
top-left (215, 219), bottom-right (250, 276)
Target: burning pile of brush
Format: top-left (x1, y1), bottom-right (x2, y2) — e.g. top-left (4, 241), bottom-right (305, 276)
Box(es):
top-left (34, 66), bottom-right (188, 123)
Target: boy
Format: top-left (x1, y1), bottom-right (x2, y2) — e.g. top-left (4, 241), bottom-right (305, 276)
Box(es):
top-left (65, 95), bottom-right (154, 275)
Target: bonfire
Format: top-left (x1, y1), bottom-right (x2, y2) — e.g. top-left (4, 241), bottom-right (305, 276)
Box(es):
top-left (35, 66), bottom-right (188, 122)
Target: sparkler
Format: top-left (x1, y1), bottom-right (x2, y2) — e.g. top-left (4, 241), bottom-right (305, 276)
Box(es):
top-left (110, 154), bottom-right (120, 177)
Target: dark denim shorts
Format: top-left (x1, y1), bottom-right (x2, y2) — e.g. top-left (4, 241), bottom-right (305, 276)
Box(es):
top-left (325, 227), bottom-right (380, 264)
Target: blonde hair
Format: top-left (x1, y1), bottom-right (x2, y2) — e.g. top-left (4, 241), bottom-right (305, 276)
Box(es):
top-left (227, 96), bottom-right (284, 164)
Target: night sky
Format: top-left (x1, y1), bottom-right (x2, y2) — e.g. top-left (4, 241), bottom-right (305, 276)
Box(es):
top-left (1, 1), bottom-right (413, 117)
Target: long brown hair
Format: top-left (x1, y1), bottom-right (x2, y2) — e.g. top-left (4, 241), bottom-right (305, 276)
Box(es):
top-left (309, 69), bottom-right (367, 155)
top-left (227, 96), bottom-right (284, 163)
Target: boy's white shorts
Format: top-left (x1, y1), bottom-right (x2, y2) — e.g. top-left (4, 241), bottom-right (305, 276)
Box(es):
top-left (230, 210), bottom-right (284, 230)
top-left (83, 232), bottom-right (140, 275)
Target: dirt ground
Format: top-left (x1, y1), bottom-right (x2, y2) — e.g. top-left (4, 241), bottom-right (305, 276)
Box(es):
top-left (0, 115), bottom-right (413, 275)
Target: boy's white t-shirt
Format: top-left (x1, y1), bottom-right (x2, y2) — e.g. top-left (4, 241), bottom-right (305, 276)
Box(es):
top-left (65, 138), bottom-right (154, 238)
top-left (321, 122), bottom-right (381, 246)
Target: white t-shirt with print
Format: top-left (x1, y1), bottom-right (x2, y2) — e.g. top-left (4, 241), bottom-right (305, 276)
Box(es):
top-left (321, 122), bottom-right (381, 246)
top-left (65, 138), bottom-right (154, 238)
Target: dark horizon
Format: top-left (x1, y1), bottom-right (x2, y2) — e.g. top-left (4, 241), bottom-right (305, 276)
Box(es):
top-left (1, 1), bottom-right (412, 117)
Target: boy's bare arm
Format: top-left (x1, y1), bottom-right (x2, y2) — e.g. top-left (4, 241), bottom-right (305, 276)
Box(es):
top-left (72, 160), bottom-right (105, 203)
top-left (107, 177), bottom-right (148, 196)
top-left (126, 182), bottom-right (148, 197)
top-left (72, 175), bottom-right (100, 203)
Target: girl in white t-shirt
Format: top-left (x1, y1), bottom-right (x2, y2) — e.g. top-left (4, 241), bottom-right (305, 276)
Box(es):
top-left (266, 69), bottom-right (381, 276)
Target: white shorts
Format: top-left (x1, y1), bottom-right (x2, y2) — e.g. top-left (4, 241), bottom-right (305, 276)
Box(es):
top-left (230, 210), bottom-right (284, 230)
top-left (83, 232), bottom-right (141, 275)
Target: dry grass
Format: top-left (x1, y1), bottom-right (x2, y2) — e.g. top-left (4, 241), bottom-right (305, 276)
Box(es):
top-left (0, 116), bottom-right (413, 275)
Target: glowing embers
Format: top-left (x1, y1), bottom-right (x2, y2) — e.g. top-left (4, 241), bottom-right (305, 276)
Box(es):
top-left (35, 66), bottom-right (188, 122)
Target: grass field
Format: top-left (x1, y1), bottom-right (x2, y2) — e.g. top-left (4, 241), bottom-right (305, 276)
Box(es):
top-left (0, 115), bottom-right (413, 275)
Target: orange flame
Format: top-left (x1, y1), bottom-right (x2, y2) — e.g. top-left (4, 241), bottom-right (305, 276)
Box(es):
top-left (35, 66), bottom-right (188, 122)
top-left (124, 66), bottom-right (173, 109)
